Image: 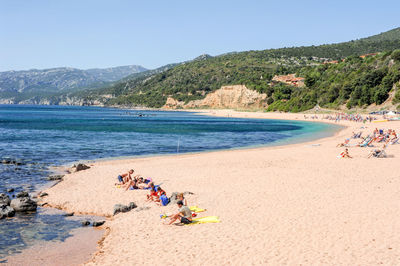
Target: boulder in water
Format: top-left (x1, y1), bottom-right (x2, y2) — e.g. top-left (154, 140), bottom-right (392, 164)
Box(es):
top-left (92, 221), bottom-right (105, 227)
top-left (47, 175), bottom-right (64, 181)
top-left (1, 159), bottom-right (12, 164)
top-left (1, 159), bottom-right (23, 165)
top-left (81, 220), bottom-right (90, 226)
top-left (0, 205), bottom-right (15, 219)
top-left (10, 194), bottom-right (37, 212)
top-left (7, 188), bottom-right (14, 193)
top-left (16, 191), bottom-right (29, 198)
top-left (0, 194), bottom-right (11, 206)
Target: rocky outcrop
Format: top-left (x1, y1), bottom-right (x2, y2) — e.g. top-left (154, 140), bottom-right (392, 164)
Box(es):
top-left (47, 175), bottom-right (64, 181)
top-left (92, 221), bottom-right (105, 227)
top-left (0, 193), bottom-right (11, 206)
top-left (1, 158), bottom-right (24, 165)
top-left (68, 163), bottom-right (90, 173)
top-left (113, 202), bottom-right (137, 216)
top-left (163, 85), bottom-right (267, 109)
top-left (10, 192), bottom-right (37, 212)
top-left (0, 205), bottom-right (15, 219)
top-left (0, 193), bottom-right (15, 219)
top-left (81, 220), bottom-right (91, 226)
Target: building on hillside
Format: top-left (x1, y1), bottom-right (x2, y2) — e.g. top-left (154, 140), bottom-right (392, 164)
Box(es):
top-left (271, 74), bottom-right (305, 87)
top-left (323, 60), bottom-right (339, 64)
top-left (360, 53), bottom-right (378, 58)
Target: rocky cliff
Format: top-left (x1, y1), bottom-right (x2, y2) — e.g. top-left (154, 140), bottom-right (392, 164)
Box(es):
top-left (163, 85), bottom-right (267, 109)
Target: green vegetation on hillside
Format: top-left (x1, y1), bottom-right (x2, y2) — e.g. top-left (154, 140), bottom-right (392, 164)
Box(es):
top-left (94, 27), bottom-right (400, 109)
top-left (106, 54), bottom-right (310, 107)
top-left (5, 27), bottom-right (400, 110)
top-left (267, 50), bottom-right (400, 112)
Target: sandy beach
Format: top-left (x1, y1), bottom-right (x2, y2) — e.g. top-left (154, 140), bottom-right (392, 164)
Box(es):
top-left (39, 110), bottom-right (400, 265)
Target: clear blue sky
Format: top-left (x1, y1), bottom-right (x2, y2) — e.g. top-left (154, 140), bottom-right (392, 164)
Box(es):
top-left (0, 0), bottom-right (399, 71)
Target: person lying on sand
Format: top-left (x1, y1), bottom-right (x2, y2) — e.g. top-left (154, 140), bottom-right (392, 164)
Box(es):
top-left (340, 148), bottom-right (352, 158)
top-left (153, 187), bottom-right (167, 205)
top-left (157, 186), bottom-right (166, 197)
top-left (117, 169), bottom-right (135, 185)
top-left (124, 178), bottom-right (138, 191)
top-left (136, 177), bottom-right (152, 189)
top-left (165, 200), bottom-right (192, 225)
top-left (123, 176), bottom-right (153, 190)
top-left (158, 190), bottom-right (169, 206)
top-left (147, 187), bottom-right (159, 201)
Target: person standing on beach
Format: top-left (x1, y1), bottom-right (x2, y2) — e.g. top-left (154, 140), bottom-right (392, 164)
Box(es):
top-left (166, 200), bottom-right (192, 225)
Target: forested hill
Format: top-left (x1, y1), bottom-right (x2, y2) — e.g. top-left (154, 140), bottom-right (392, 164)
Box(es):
top-left (265, 27), bottom-right (400, 60)
top-left (88, 27), bottom-right (400, 109)
top-left (267, 50), bottom-right (400, 112)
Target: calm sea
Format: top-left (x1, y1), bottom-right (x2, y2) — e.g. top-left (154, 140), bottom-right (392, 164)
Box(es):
top-left (0, 105), bottom-right (338, 259)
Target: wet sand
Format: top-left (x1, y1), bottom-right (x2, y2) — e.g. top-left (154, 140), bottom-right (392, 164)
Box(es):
top-left (4, 227), bottom-right (103, 266)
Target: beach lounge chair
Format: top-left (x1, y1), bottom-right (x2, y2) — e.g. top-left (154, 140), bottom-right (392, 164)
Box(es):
top-left (352, 132), bottom-right (362, 139)
top-left (369, 145), bottom-right (388, 158)
top-left (373, 149), bottom-right (387, 158)
top-left (359, 138), bottom-right (373, 147)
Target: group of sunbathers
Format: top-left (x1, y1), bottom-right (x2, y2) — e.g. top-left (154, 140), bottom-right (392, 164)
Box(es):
top-left (338, 127), bottom-right (398, 158)
top-left (116, 169), bottom-right (194, 225)
top-left (116, 169), bottom-right (153, 190)
top-left (323, 113), bottom-right (375, 123)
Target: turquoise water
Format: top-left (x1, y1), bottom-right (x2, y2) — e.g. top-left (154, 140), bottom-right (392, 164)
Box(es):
top-left (0, 105), bottom-right (339, 259)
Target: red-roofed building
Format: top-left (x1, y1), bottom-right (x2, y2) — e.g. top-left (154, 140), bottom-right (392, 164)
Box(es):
top-left (360, 53), bottom-right (378, 58)
top-left (323, 60), bottom-right (339, 64)
top-left (272, 74), bottom-right (305, 87)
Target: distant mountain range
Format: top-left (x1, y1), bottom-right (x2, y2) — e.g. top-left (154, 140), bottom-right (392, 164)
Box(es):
top-left (0, 65), bottom-right (147, 103)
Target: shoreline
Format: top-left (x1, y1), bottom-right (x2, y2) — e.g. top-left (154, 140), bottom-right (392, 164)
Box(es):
top-left (41, 111), bottom-right (344, 217)
top-left (14, 109), bottom-right (400, 264)
top-left (54, 109), bottom-right (345, 169)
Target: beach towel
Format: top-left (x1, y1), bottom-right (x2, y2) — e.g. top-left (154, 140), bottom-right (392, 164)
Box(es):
top-left (189, 206), bottom-right (206, 213)
top-left (187, 216), bottom-right (221, 225)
